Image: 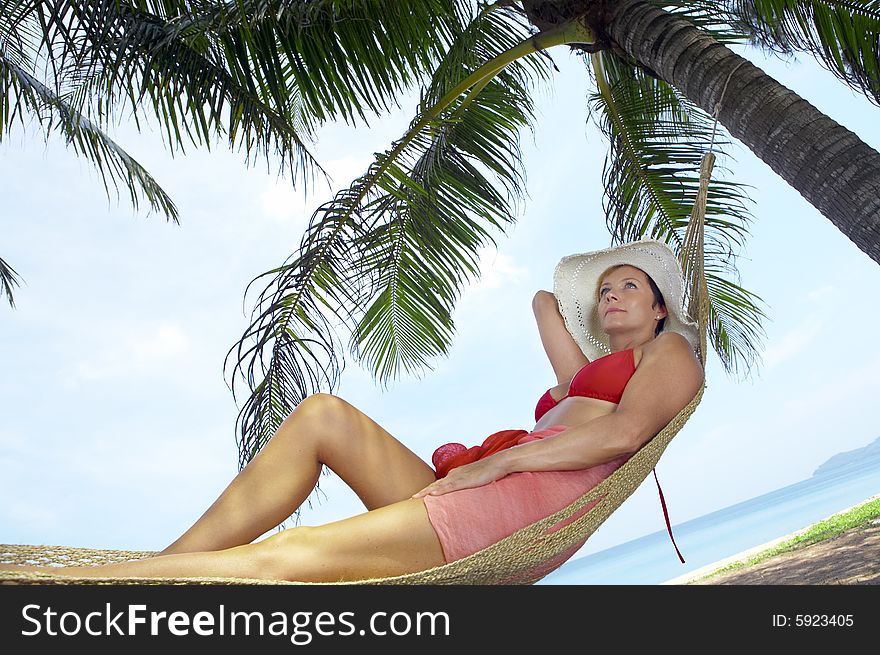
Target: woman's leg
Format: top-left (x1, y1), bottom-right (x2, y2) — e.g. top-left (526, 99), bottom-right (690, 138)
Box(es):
top-left (0, 497), bottom-right (446, 582)
top-left (161, 393), bottom-right (437, 555)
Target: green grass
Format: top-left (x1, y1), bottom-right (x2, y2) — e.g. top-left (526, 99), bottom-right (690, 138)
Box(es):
top-left (690, 495), bottom-right (880, 583)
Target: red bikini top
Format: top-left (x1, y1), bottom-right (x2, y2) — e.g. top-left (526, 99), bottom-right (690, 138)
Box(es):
top-left (531, 347), bottom-right (686, 564)
top-left (535, 349), bottom-right (636, 422)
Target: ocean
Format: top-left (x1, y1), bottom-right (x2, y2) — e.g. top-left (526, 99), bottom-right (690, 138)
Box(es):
top-left (539, 459), bottom-right (880, 585)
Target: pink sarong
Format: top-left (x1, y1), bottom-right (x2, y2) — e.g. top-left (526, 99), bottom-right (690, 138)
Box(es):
top-left (423, 425), bottom-right (630, 576)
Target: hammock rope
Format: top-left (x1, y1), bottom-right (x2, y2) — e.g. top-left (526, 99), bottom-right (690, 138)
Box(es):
top-left (0, 224), bottom-right (710, 586)
top-left (1, 113), bottom-right (726, 586)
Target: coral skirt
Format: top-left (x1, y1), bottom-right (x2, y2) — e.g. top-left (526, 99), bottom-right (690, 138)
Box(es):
top-left (422, 425), bottom-right (630, 575)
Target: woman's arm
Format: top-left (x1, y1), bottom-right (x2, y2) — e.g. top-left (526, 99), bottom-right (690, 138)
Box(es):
top-left (533, 290), bottom-right (589, 385)
top-left (414, 332), bottom-right (703, 497)
top-left (503, 332), bottom-right (704, 473)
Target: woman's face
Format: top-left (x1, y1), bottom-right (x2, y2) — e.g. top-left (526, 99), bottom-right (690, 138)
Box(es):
top-left (597, 265), bottom-right (667, 335)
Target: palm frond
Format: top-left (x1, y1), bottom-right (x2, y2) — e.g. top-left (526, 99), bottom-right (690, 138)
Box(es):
top-left (720, 0), bottom-right (880, 105)
top-left (0, 46), bottom-right (178, 219)
top-left (646, 0), bottom-right (755, 44)
top-left (30, 0), bottom-right (326, 187)
top-left (420, 0), bottom-right (553, 106)
top-left (351, 80), bottom-right (537, 382)
top-left (587, 50), bottom-right (766, 377)
top-left (225, 5), bottom-right (557, 472)
top-left (350, 6), bottom-right (560, 381)
top-left (703, 257), bottom-right (767, 376)
top-left (213, 0), bottom-right (473, 128)
top-left (0, 256), bottom-right (23, 308)
top-left (111, 0), bottom-right (473, 142)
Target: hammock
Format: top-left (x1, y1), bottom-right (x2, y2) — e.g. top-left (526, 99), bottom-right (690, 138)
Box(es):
top-left (0, 153), bottom-right (715, 586)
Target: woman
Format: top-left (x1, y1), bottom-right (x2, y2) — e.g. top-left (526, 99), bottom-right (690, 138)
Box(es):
top-left (0, 239), bottom-right (704, 582)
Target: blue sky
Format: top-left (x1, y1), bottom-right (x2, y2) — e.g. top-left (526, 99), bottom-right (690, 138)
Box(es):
top-left (2, 41), bottom-right (879, 573)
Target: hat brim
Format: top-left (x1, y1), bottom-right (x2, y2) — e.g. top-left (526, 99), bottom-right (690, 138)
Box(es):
top-left (553, 239), bottom-right (700, 362)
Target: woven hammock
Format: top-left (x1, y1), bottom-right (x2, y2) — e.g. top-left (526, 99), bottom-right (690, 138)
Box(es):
top-left (0, 155), bottom-right (715, 586)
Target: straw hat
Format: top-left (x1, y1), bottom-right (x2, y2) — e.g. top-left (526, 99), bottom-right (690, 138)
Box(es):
top-left (553, 238), bottom-right (699, 361)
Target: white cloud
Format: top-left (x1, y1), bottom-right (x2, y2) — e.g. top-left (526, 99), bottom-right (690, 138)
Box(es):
top-left (469, 247), bottom-right (530, 292)
top-left (806, 284), bottom-right (833, 302)
top-left (258, 178), bottom-right (308, 224)
top-left (67, 320), bottom-right (189, 382)
top-left (777, 350), bottom-right (880, 426)
top-left (130, 322), bottom-right (188, 363)
top-left (763, 316), bottom-right (824, 370)
top-left (0, 500), bottom-right (61, 532)
top-left (257, 155), bottom-right (372, 228)
top-left (319, 155), bottom-right (374, 191)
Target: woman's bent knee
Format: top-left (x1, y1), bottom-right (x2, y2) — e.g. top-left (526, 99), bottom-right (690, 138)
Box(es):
top-left (277, 393), bottom-right (351, 442)
top-left (290, 393), bottom-right (352, 423)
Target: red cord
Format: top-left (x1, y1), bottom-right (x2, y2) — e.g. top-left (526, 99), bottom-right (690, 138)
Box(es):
top-left (653, 468), bottom-right (685, 564)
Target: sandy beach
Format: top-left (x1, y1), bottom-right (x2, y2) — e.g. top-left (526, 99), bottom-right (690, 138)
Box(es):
top-left (663, 494), bottom-right (880, 585)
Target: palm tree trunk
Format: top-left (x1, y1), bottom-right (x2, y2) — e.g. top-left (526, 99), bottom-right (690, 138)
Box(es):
top-left (605, 0), bottom-right (880, 264)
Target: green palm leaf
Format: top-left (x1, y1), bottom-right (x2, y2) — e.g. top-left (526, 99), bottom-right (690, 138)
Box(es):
top-left (720, 0), bottom-right (880, 105)
top-left (352, 80), bottom-right (535, 382)
top-left (0, 27), bottom-right (178, 217)
top-left (0, 256), bottom-right (22, 308)
top-left (201, 0), bottom-right (471, 128)
top-left (351, 4), bottom-right (557, 381)
top-left (30, 0), bottom-right (325, 185)
top-left (117, 0), bottom-right (474, 143)
top-left (587, 49), bottom-right (767, 376)
top-left (640, 0), bottom-right (754, 44)
top-left (225, 3), bottom-right (561, 471)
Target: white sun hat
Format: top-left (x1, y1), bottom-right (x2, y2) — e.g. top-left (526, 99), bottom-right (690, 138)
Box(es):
top-left (553, 238), bottom-right (700, 362)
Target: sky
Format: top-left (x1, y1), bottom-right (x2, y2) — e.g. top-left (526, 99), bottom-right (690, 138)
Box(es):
top-left (2, 39), bottom-right (879, 578)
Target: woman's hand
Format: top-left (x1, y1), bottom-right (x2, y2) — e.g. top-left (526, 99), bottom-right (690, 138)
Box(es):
top-left (412, 455), bottom-right (509, 498)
